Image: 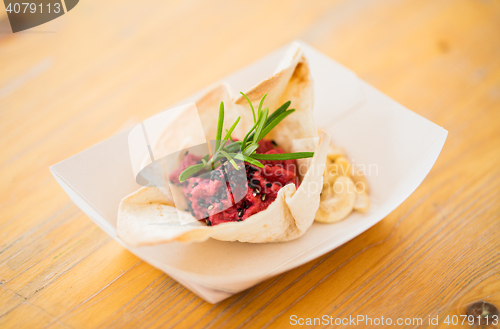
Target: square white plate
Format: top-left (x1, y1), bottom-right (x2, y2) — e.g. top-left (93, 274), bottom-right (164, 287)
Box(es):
top-left (50, 41), bottom-right (447, 303)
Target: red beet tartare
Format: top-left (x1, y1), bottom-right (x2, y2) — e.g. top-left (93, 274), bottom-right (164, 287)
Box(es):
top-left (169, 92), bottom-right (314, 226)
top-left (169, 139), bottom-right (299, 226)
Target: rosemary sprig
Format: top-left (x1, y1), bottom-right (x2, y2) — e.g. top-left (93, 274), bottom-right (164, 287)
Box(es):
top-left (240, 92), bottom-right (256, 123)
top-left (215, 102), bottom-right (224, 152)
top-left (178, 163), bottom-right (207, 183)
top-left (246, 100), bottom-right (291, 143)
top-left (251, 152), bottom-right (314, 160)
top-left (178, 92), bottom-right (314, 182)
top-left (232, 153), bottom-right (264, 168)
top-left (219, 149), bottom-right (239, 169)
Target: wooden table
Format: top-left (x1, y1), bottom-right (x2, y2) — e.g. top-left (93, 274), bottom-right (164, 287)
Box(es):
top-left (1, 0), bottom-right (499, 327)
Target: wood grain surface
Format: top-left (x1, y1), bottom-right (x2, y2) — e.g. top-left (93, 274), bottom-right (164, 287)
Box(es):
top-left (1, 0), bottom-right (499, 328)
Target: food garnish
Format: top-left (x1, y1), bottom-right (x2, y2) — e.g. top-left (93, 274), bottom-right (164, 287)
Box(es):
top-left (169, 93), bottom-right (316, 226)
top-left (178, 93), bottom-right (314, 183)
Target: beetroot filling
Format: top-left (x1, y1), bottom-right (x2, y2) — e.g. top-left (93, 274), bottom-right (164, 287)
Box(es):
top-left (169, 139), bottom-right (299, 226)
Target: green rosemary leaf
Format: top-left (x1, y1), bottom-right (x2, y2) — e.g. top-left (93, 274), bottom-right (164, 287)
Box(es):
top-left (218, 116), bottom-right (240, 153)
top-left (251, 152), bottom-right (314, 161)
top-left (232, 153), bottom-right (264, 168)
top-left (254, 110), bottom-right (295, 142)
top-left (219, 150), bottom-right (239, 170)
top-left (247, 101), bottom-right (292, 142)
top-left (266, 101), bottom-right (290, 125)
top-left (243, 143), bottom-right (259, 157)
top-left (241, 120), bottom-right (258, 150)
top-left (240, 92), bottom-right (256, 123)
top-left (253, 107), bottom-right (268, 143)
top-left (224, 141), bottom-right (243, 153)
top-left (179, 163), bottom-right (207, 182)
top-left (257, 94), bottom-right (267, 114)
top-left (215, 102), bottom-right (224, 152)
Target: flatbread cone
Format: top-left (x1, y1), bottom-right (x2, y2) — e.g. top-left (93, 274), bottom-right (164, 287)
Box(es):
top-left (118, 44), bottom-right (331, 245)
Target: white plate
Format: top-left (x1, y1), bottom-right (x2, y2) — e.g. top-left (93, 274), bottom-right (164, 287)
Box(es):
top-left (50, 41), bottom-right (447, 303)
